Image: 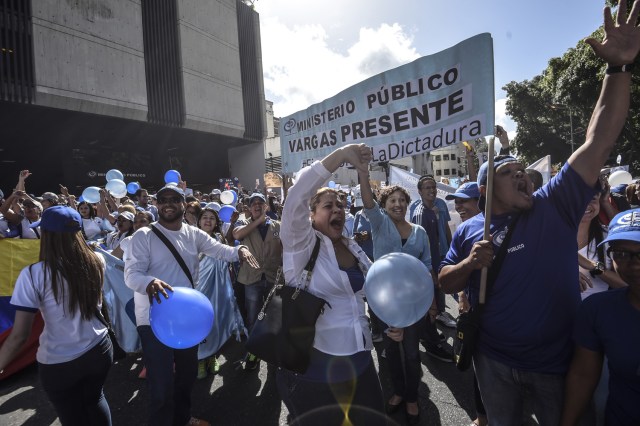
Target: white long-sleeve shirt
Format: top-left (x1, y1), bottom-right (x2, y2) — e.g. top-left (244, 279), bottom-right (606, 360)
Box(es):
top-left (124, 223), bottom-right (240, 326)
top-left (281, 161), bottom-right (373, 356)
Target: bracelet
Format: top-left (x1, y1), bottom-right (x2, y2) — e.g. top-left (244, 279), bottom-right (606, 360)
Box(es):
top-left (606, 64), bottom-right (634, 74)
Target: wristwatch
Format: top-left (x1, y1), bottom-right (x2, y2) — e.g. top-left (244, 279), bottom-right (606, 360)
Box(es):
top-left (589, 261), bottom-right (605, 277)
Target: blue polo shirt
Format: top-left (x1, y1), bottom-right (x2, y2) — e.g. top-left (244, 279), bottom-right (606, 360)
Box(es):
top-left (440, 163), bottom-right (597, 374)
top-left (573, 288), bottom-right (640, 425)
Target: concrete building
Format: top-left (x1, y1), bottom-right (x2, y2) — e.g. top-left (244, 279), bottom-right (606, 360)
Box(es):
top-left (430, 144), bottom-right (467, 180)
top-left (1, 0), bottom-right (266, 194)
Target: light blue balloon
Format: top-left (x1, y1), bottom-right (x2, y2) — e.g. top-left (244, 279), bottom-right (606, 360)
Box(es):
top-left (106, 169), bottom-right (124, 182)
top-left (164, 169), bottom-right (181, 184)
top-left (105, 179), bottom-right (127, 198)
top-left (126, 181), bottom-right (140, 194)
top-left (150, 288), bottom-right (215, 349)
top-left (328, 180), bottom-right (336, 188)
top-left (218, 205), bottom-right (235, 223)
top-left (364, 252), bottom-right (434, 328)
top-left (81, 186), bottom-right (101, 204)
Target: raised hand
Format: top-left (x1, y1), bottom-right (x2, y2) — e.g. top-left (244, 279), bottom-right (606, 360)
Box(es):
top-left (586, 0), bottom-right (640, 66)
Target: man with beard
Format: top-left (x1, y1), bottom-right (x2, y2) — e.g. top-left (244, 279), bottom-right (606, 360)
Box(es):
top-left (439, 3), bottom-right (640, 423)
top-left (135, 188), bottom-right (159, 221)
top-left (125, 185), bottom-right (259, 426)
top-left (232, 192), bottom-right (282, 370)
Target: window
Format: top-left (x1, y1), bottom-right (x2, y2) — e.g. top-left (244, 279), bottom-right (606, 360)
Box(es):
top-left (451, 154), bottom-right (456, 160)
top-left (443, 154), bottom-right (450, 161)
top-left (435, 169), bottom-right (442, 176)
top-left (434, 155), bottom-right (441, 161)
top-left (444, 169), bottom-right (450, 175)
top-left (451, 168), bottom-right (457, 175)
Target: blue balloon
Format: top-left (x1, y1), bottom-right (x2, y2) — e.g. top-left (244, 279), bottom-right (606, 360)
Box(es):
top-left (127, 181), bottom-right (140, 194)
top-left (81, 186), bottom-right (101, 204)
top-left (218, 205), bottom-right (235, 223)
top-left (328, 180), bottom-right (336, 188)
top-left (164, 169), bottom-right (181, 184)
top-left (364, 252), bottom-right (434, 328)
top-left (106, 169), bottom-right (124, 182)
top-left (150, 288), bottom-right (214, 349)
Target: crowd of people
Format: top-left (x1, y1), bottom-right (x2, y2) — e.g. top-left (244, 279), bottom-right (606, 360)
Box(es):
top-left (1, 2), bottom-right (640, 426)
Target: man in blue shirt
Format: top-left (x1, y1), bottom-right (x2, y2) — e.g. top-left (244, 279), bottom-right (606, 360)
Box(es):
top-left (439, 6), bottom-right (640, 424)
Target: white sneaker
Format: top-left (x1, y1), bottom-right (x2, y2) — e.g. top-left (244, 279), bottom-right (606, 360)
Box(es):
top-left (436, 312), bottom-right (456, 328)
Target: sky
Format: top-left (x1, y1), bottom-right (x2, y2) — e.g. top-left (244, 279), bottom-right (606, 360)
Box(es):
top-left (254, 0), bottom-right (606, 138)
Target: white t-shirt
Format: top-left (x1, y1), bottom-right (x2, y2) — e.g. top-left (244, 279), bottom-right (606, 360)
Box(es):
top-left (10, 261), bottom-right (107, 364)
top-left (83, 217), bottom-right (105, 240)
top-left (124, 223), bottom-right (240, 326)
top-left (20, 217), bottom-right (39, 239)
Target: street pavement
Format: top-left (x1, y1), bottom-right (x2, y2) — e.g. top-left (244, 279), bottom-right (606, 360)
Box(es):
top-left (0, 301), bottom-right (535, 425)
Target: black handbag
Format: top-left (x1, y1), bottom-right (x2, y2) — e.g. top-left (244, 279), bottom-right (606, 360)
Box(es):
top-left (245, 236), bottom-right (327, 374)
top-left (96, 305), bottom-right (127, 361)
top-left (454, 216), bottom-right (519, 371)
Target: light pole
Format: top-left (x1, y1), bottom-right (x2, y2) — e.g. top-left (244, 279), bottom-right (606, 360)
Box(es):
top-left (550, 104), bottom-right (574, 153)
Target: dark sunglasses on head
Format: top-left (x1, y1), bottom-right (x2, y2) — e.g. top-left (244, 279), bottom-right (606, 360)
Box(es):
top-left (157, 197), bottom-right (182, 204)
top-left (607, 247), bottom-right (640, 262)
top-left (23, 202), bottom-right (36, 208)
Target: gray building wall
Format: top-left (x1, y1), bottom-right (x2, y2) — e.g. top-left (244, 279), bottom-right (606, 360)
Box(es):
top-left (178, 0), bottom-right (246, 138)
top-left (31, 0), bottom-right (148, 120)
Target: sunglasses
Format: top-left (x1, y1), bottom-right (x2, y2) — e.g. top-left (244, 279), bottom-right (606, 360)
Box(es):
top-left (157, 197), bottom-right (182, 204)
top-left (607, 248), bottom-right (640, 262)
top-left (23, 202), bottom-right (36, 208)
top-left (116, 217), bottom-right (131, 223)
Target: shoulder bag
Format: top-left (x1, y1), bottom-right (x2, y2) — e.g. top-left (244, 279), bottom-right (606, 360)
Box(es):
top-left (151, 224), bottom-right (194, 288)
top-left (245, 236), bottom-right (327, 374)
top-left (454, 215), bottom-right (519, 371)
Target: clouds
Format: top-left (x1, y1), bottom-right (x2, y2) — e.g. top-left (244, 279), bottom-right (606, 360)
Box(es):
top-left (260, 18), bottom-right (419, 117)
top-left (495, 98), bottom-right (517, 138)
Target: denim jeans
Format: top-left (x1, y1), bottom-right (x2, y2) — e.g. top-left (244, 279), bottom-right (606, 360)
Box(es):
top-left (276, 358), bottom-right (386, 426)
top-left (473, 351), bottom-right (564, 426)
top-left (38, 335), bottom-right (113, 426)
top-left (244, 279), bottom-right (273, 333)
top-left (386, 320), bottom-right (422, 402)
top-left (138, 325), bottom-right (198, 426)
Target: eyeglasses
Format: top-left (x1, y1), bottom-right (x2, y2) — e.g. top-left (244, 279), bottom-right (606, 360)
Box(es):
top-left (607, 248), bottom-right (640, 262)
top-left (157, 197), bottom-right (182, 204)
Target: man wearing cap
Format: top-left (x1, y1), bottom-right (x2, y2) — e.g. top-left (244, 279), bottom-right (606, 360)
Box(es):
top-left (232, 192), bottom-right (282, 370)
top-left (561, 209), bottom-right (640, 425)
top-left (124, 184), bottom-right (259, 426)
top-left (40, 192), bottom-right (59, 211)
top-left (0, 190), bottom-right (42, 239)
top-left (135, 188), bottom-right (158, 221)
top-left (445, 182), bottom-right (481, 223)
top-left (439, 7), bottom-right (640, 424)
top-left (210, 189), bottom-right (222, 204)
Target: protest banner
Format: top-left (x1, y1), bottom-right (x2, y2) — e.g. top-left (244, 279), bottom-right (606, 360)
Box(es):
top-left (280, 33), bottom-right (495, 173)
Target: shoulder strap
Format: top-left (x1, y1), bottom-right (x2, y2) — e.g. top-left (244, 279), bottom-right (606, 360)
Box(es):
top-left (151, 224), bottom-right (194, 288)
top-left (484, 215), bottom-right (520, 300)
top-left (304, 236), bottom-right (322, 272)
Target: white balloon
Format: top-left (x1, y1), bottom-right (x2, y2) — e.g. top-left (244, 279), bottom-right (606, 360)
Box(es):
top-left (608, 170), bottom-right (633, 187)
top-left (106, 179), bottom-right (127, 198)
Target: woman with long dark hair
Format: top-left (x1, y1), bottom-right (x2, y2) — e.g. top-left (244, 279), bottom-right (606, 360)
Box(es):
top-left (0, 206), bottom-right (113, 425)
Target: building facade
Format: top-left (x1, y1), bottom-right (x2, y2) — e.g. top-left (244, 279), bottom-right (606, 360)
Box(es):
top-left (1, 0), bottom-right (266, 194)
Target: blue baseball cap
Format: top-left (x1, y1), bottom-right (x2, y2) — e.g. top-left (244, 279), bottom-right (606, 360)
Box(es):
top-left (477, 155), bottom-right (520, 187)
top-left (30, 205), bottom-right (82, 233)
top-left (249, 193), bottom-right (266, 205)
top-left (445, 182), bottom-right (480, 200)
top-left (599, 208), bottom-right (640, 246)
top-left (156, 185), bottom-right (185, 200)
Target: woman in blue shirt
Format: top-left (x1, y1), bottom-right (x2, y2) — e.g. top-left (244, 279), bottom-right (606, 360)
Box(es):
top-left (360, 172), bottom-right (436, 425)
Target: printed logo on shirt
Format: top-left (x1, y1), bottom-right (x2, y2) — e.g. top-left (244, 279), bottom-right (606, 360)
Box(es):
top-left (507, 243), bottom-right (525, 254)
top-left (493, 226), bottom-right (508, 247)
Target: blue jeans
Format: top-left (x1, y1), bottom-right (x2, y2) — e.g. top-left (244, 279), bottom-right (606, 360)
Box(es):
top-left (38, 335), bottom-right (112, 426)
top-left (473, 352), bottom-right (564, 426)
top-left (244, 279), bottom-right (273, 333)
top-left (276, 358), bottom-right (386, 426)
top-left (138, 325), bottom-right (198, 426)
top-left (386, 320), bottom-right (422, 402)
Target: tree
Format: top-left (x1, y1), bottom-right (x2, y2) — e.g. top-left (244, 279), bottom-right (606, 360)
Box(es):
top-left (504, 4), bottom-right (640, 175)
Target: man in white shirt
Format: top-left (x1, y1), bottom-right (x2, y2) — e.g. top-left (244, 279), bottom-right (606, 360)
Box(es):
top-left (125, 185), bottom-right (258, 426)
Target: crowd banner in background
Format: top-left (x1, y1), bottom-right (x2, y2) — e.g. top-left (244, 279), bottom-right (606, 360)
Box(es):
top-left (280, 33), bottom-right (495, 173)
